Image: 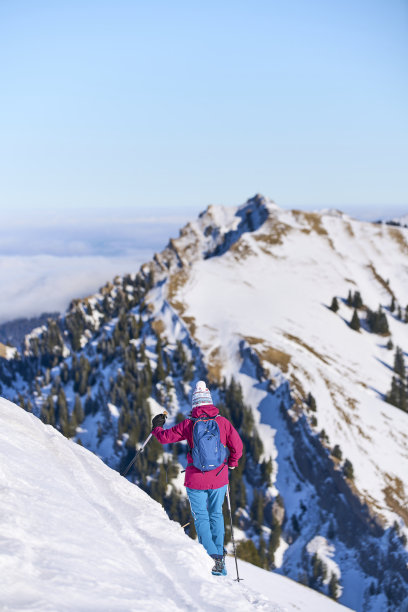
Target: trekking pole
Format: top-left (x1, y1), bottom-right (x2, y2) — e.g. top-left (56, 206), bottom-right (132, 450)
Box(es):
top-left (226, 484), bottom-right (243, 582)
top-left (121, 411), bottom-right (167, 477)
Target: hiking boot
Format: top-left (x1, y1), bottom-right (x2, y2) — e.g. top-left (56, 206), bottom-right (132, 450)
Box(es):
top-left (211, 557), bottom-right (227, 576)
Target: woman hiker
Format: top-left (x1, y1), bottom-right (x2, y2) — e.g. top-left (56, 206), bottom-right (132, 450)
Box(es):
top-left (151, 380), bottom-right (243, 576)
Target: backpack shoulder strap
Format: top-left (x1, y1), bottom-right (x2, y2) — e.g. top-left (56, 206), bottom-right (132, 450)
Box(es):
top-left (199, 413), bottom-right (218, 421)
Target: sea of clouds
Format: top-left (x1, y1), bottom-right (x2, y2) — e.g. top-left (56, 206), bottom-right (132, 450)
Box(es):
top-left (0, 214), bottom-right (187, 324)
top-left (2, 203), bottom-right (406, 325)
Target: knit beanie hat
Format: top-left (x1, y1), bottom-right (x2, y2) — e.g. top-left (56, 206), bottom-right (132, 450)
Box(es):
top-left (192, 380), bottom-right (213, 408)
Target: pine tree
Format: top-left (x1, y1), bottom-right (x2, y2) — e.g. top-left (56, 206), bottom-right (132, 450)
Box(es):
top-left (57, 388), bottom-right (68, 430)
top-left (319, 429), bottom-right (329, 444)
top-left (307, 392), bottom-right (317, 411)
top-left (260, 458), bottom-right (273, 486)
top-left (387, 376), bottom-right (403, 409)
top-left (152, 335), bottom-right (165, 383)
top-left (332, 444), bottom-right (343, 460)
top-left (327, 519), bottom-right (336, 539)
top-left (366, 306), bottom-right (389, 334)
top-left (343, 458), bottom-right (354, 480)
top-left (346, 290), bottom-right (353, 306)
top-left (69, 412), bottom-right (78, 437)
top-left (390, 296), bottom-right (395, 313)
top-left (60, 362), bottom-right (69, 384)
top-left (312, 553), bottom-right (323, 582)
top-left (236, 540), bottom-right (263, 568)
top-left (291, 513), bottom-right (300, 533)
top-left (353, 291), bottom-right (363, 309)
top-left (73, 394), bottom-right (84, 424)
top-left (154, 350), bottom-right (165, 383)
top-left (41, 394), bottom-right (55, 426)
top-left (267, 517), bottom-right (281, 565)
top-left (394, 346), bottom-right (406, 378)
top-left (251, 489), bottom-right (264, 534)
top-left (328, 573), bottom-right (340, 600)
top-left (350, 309), bottom-right (360, 331)
top-left (377, 308), bottom-right (390, 335)
top-left (329, 297), bottom-right (339, 313)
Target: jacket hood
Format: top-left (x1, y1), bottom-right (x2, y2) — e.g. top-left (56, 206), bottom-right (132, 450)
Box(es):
top-left (191, 404), bottom-right (219, 419)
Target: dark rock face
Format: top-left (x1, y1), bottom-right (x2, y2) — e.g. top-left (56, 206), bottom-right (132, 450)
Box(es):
top-left (206, 195), bottom-right (269, 259)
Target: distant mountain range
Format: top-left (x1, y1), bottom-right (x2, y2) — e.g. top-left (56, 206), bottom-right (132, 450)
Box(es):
top-left (1, 195), bottom-right (408, 611)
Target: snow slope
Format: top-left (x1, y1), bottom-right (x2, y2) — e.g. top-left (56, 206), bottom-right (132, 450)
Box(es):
top-left (0, 397), bottom-right (351, 612)
top-left (160, 199), bottom-right (408, 529)
top-left (144, 195), bottom-right (408, 609)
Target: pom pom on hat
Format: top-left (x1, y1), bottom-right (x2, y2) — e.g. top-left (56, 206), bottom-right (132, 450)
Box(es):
top-left (192, 380), bottom-right (213, 408)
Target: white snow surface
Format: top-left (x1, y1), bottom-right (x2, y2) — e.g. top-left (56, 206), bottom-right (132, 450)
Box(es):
top-left (0, 397), bottom-right (352, 612)
top-left (306, 536), bottom-right (341, 586)
top-left (163, 204), bottom-right (408, 530)
top-left (140, 200), bottom-right (408, 610)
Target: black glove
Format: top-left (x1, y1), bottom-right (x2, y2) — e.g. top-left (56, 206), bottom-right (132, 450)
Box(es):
top-left (152, 413), bottom-right (166, 430)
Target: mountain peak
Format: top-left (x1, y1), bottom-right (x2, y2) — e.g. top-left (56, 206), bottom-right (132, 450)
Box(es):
top-left (152, 195), bottom-right (274, 274)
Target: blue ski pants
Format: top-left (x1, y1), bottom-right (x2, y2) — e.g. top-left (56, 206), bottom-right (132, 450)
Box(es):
top-left (186, 485), bottom-right (227, 558)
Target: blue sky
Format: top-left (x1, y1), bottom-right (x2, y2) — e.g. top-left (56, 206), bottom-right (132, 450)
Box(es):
top-left (0, 1), bottom-right (407, 321)
top-left (0, 0), bottom-right (407, 232)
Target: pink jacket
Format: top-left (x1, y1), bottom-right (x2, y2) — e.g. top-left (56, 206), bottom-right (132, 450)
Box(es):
top-left (152, 405), bottom-right (243, 490)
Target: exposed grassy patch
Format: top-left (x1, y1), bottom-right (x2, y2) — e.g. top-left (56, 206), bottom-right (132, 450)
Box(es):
top-left (100, 282), bottom-right (114, 296)
top-left (344, 222), bottom-right (355, 238)
top-left (167, 270), bottom-right (189, 311)
top-left (292, 210), bottom-right (328, 237)
top-left (244, 336), bottom-right (291, 373)
top-left (387, 226), bottom-right (408, 255)
top-left (261, 347), bottom-right (291, 373)
top-left (253, 217), bottom-right (292, 248)
top-left (244, 336), bottom-right (264, 345)
top-left (166, 271), bottom-right (198, 339)
top-left (146, 302), bottom-right (155, 314)
top-left (355, 423), bottom-right (371, 441)
top-left (284, 333), bottom-right (331, 365)
top-left (206, 346), bottom-right (223, 384)
top-left (346, 398), bottom-right (358, 411)
top-left (290, 374), bottom-right (307, 411)
top-left (230, 238), bottom-right (256, 260)
top-left (292, 210), bottom-right (336, 249)
top-left (321, 375), bottom-right (357, 427)
top-left (182, 316), bottom-right (197, 338)
top-left (367, 263), bottom-right (395, 299)
top-left (151, 319), bottom-right (165, 336)
top-left (383, 475), bottom-right (408, 523)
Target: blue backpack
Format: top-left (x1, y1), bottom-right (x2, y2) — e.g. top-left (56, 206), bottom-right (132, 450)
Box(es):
top-left (190, 415), bottom-right (228, 472)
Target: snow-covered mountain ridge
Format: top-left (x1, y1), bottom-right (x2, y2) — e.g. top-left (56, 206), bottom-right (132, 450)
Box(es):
top-left (1, 195), bottom-right (408, 611)
top-left (144, 195), bottom-right (408, 609)
top-left (0, 397), bottom-right (351, 611)
top-left (148, 196), bottom-right (408, 528)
